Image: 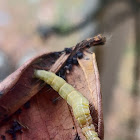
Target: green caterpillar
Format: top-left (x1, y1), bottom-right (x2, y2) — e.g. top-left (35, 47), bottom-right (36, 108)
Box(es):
top-left (34, 70), bottom-right (100, 140)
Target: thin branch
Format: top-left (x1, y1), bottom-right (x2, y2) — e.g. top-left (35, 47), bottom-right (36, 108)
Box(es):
top-left (37, 0), bottom-right (134, 40)
top-left (37, 6), bottom-right (102, 38)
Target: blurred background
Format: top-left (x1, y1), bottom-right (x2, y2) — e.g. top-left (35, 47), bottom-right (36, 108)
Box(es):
top-left (0, 0), bottom-right (139, 139)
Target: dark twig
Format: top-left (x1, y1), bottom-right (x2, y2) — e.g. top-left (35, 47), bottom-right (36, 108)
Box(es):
top-left (36, 2), bottom-right (106, 39)
top-left (37, 0), bottom-right (133, 40)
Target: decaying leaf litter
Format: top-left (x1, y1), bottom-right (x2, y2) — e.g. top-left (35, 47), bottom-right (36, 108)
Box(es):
top-left (0, 35), bottom-right (106, 140)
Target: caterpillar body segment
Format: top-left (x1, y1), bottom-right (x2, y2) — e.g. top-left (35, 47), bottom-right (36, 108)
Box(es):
top-left (34, 70), bottom-right (100, 140)
top-left (59, 83), bottom-right (75, 100)
top-left (82, 125), bottom-right (100, 140)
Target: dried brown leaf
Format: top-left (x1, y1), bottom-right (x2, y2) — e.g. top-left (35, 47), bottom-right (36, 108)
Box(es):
top-left (0, 35), bottom-right (105, 140)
